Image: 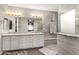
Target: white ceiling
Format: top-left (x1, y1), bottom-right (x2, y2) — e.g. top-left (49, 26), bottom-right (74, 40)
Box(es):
top-left (8, 4), bottom-right (78, 12)
top-left (8, 4), bottom-right (59, 11)
top-left (59, 4), bottom-right (77, 13)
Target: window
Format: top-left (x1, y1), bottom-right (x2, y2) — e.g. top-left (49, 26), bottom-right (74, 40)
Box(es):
top-left (61, 9), bottom-right (75, 33)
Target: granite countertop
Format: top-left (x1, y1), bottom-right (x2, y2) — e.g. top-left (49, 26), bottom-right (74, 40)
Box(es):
top-left (1, 32), bottom-right (44, 36)
top-left (57, 32), bottom-right (79, 37)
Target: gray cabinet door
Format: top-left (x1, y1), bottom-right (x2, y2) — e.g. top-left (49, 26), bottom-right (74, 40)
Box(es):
top-left (11, 36), bottom-right (20, 50)
top-left (20, 35), bottom-right (33, 49)
top-left (33, 35), bottom-right (44, 47)
top-left (3, 37), bottom-right (11, 51)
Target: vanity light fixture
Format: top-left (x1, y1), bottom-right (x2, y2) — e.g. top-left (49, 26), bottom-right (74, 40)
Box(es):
top-left (31, 14), bottom-right (43, 18)
top-left (6, 10), bottom-right (22, 16)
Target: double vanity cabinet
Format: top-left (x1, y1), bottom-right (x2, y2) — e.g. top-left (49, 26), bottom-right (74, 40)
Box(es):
top-left (0, 33), bottom-right (44, 53)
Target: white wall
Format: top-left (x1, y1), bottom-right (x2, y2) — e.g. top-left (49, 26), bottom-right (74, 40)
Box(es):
top-left (61, 9), bottom-right (75, 33)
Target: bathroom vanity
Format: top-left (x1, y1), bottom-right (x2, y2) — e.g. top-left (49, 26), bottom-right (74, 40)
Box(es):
top-left (0, 32), bottom-right (44, 53)
top-left (0, 16), bottom-right (44, 54)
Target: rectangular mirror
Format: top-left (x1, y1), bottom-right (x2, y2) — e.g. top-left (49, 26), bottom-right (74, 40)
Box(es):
top-left (0, 16), bottom-right (43, 33)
